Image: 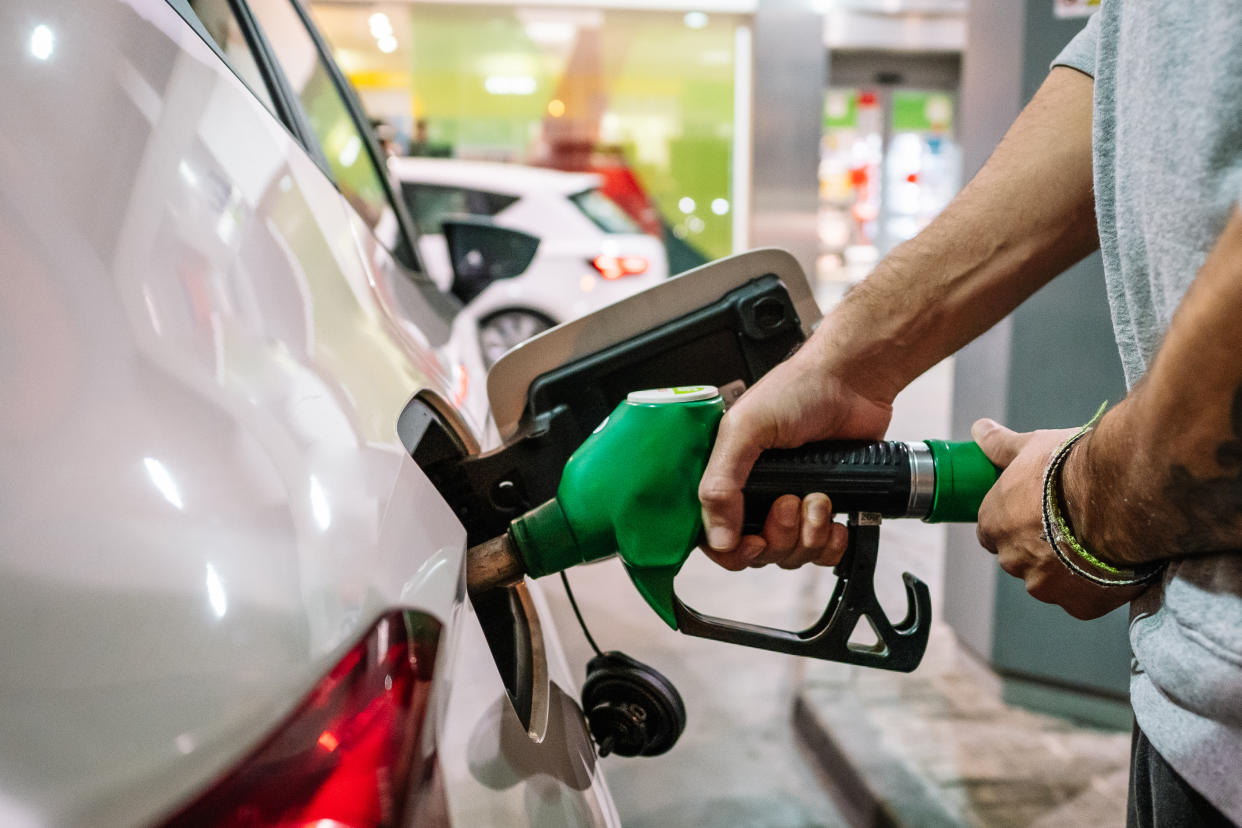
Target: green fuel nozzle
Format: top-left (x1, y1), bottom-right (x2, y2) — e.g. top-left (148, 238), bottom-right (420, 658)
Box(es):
top-left (470, 385), bottom-right (1000, 673)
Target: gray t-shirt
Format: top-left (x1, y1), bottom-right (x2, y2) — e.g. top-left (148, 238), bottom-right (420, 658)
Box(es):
top-left (1053, 3), bottom-right (1242, 819)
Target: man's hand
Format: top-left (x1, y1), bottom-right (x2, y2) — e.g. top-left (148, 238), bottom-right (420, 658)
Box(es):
top-left (697, 352), bottom-right (893, 570)
top-left (972, 418), bottom-right (1145, 619)
top-left (695, 66), bottom-right (1099, 575)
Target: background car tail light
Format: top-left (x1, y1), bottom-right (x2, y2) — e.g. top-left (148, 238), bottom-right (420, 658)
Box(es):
top-left (592, 255), bottom-right (649, 280)
top-left (162, 610), bottom-right (442, 828)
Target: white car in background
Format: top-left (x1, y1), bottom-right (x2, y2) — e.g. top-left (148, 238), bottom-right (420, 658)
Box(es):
top-left (390, 158), bottom-right (670, 366)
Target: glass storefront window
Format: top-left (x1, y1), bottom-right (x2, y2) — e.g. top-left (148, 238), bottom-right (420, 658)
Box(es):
top-left (311, 3), bottom-right (740, 261)
top-left (819, 87), bottom-right (960, 283)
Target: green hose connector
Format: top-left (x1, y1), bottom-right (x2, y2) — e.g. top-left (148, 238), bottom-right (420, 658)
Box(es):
top-left (924, 440), bottom-right (1001, 523)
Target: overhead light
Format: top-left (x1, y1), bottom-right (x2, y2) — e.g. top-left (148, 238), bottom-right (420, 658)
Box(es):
top-left (377, 35), bottom-right (398, 53)
top-left (524, 21), bottom-right (577, 45)
top-left (683, 11), bottom-right (709, 29)
top-left (711, 198), bottom-right (730, 215)
top-left (678, 197), bottom-right (696, 214)
top-left (485, 75), bottom-right (537, 96)
top-left (369, 12), bottom-right (393, 37)
top-left (547, 99), bottom-right (566, 117)
top-left (30, 24), bottom-right (54, 60)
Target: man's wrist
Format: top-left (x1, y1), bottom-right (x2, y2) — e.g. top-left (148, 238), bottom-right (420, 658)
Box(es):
top-left (1059, 417), bottom-right (1157, 567)
top-left (1043, 423), bottom-right (1163, 586)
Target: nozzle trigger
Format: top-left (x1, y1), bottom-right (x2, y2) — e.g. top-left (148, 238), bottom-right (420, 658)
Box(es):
top-left (665, 514), bottom-right (931, 672)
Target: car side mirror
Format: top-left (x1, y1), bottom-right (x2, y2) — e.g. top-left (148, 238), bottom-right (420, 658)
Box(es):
top-left (443, 216), bottom-right (540, 304)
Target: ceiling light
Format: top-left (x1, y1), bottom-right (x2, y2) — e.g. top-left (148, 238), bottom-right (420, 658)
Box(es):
top-left (30, 24), bottom-right (53, 60)
top-left (485, 75), bottom-right (537, 96)
top-left (368, 12), bottom-right (393, 37)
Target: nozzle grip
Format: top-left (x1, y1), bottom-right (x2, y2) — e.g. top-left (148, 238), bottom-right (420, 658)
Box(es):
top-left (742, 440), bottom-right (916, 532)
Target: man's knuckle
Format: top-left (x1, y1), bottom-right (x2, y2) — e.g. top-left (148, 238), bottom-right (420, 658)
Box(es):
top-left (698, 480), bottom-right (730, 504)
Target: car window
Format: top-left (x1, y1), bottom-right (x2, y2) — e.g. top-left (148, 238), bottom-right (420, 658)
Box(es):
top-left (570, 188), bottom-right (642, 234)
top-left (178, 0), bottom-right (279, 114)
top-left (401, 183), bottom-right (518, 235)
top-left (246, 0), bottom-right (405, 249)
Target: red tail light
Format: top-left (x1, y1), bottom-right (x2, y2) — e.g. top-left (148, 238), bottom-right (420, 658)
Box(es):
top-left (162, 610), bottom-right (442, 828)
top-left (591, 255), bottom-right (649, 280)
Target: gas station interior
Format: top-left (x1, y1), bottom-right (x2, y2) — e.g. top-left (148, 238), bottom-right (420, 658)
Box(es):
top-left (308, 0), bottom-right (1129, 825)
top-left (3, 0), bottom-right (1146, 825)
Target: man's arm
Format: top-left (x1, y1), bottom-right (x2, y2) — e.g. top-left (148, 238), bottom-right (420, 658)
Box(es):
top-left (1063, 208), bottom-right (1242, 565)
top-left (806, 66), bottom-right (1100, 405)
top-left (700, 66), bottom-right (1099, 566)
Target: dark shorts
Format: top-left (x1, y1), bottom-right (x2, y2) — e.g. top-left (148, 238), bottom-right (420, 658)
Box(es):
top-left (1129, 725), bottom-right (1236, 827)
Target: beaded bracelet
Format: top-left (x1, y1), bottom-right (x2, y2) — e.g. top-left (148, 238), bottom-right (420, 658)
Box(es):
top-left (1040, 406), bottom-right (1166, 588)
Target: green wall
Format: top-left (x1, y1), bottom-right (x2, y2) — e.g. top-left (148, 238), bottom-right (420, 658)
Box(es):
top-left (401, 6), bottom-right (738, 258)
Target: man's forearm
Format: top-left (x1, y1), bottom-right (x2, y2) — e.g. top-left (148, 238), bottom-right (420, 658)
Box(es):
top-left (806, 67), bottom-right (1100, 401)
top-left (1064, 208), bottom-right (1242, 566)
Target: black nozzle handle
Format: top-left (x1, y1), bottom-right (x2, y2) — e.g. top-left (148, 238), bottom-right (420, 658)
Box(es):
top-left (674, 518), bottom-right (930, 672)
top-left (741, 440), bottom-right (931, 531)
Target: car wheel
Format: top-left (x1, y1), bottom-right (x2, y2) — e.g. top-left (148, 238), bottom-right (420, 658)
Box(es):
top-left (479, 310), bottom-right (555, 368)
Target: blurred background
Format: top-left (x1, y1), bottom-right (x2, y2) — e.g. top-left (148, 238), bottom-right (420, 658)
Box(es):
top-left (308, 0), bottom-right (964, 299)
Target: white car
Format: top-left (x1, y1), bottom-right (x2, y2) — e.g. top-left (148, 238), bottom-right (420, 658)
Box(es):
top-left (0, 0), bottom-right (617, 824)
top-left (390, 158), bottom-right (670, 366)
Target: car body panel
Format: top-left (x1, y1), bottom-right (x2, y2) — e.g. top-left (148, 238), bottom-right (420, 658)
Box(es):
top-left (0, 1), bottom-right (612, 825)
top-left (438, 584), bottom-right (621, 828)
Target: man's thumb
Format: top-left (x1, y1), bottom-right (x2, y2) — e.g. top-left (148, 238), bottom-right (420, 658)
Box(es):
top-left (971, 418), bottom-right (1022, 467)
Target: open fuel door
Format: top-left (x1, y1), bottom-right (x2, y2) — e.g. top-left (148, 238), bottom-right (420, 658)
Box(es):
top-left (410, 247), bottom-right (818, 742)
top-left (420, 248), bottom-right (821, 548)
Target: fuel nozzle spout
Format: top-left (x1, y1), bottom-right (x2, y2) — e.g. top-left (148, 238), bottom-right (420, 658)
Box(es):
top-left (465, 498), bottom-right (588, 596)
top-left (466, 532), bottom-right (526, 596)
